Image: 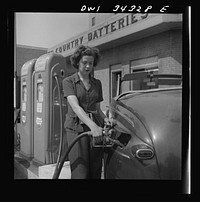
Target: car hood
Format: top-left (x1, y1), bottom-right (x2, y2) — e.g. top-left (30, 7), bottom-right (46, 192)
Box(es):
top-left (110, 88), bottom-right (182, 178)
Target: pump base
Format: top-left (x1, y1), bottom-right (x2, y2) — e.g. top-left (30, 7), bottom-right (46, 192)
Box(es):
top-left (39, 161), bottom-right (71, 179)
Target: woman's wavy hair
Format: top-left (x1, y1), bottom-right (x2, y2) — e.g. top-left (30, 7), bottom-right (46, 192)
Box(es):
top-left (70, 45), bottom-right (101, 69)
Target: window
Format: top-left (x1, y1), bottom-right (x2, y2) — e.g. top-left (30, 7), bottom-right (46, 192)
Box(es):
top-left (130, 56), bottom-right (159, 90)
top-left (22, 85), bottom-right (27, 102)
top-left (22, 84), bottom-right (27, 112)
top-left (37, 83), bottom-right (44, 102)
top-left (112, 71), bottom-right (122, 98)
top-left (92, 17), bottom-right (95, 26)
top-left (131, 68), bottom-right (158, 90)
top-left (110, 64), bottom-right (122, 98)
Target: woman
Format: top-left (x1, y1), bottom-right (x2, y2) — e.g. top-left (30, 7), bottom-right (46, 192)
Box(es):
top-left (62, 45), bottom-right (109, 179)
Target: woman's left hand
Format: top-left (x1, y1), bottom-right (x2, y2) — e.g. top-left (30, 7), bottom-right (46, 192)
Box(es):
top-left (104, 117), bottom-right (115, 127)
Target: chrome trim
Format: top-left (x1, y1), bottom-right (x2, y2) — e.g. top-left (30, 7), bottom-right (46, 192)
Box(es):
top-left (135, 148), bottom-right (154, 160)
top-left (115, 86), bottom-right (182, 101)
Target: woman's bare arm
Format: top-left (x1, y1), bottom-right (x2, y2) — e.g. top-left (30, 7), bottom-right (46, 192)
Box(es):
top-left (67, 95), bottom-right (102, 136)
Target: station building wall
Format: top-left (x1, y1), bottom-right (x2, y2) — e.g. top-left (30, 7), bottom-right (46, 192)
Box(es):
top-left (47, 13), bottom-right (182, 113)
top-left (93, 29), bottom-right (182, 112)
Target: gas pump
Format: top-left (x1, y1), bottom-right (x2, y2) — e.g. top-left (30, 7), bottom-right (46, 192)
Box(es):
top-left (33, 53), bottom-right (68, 165)
top-left (20, 59), bottom-right (37, 158)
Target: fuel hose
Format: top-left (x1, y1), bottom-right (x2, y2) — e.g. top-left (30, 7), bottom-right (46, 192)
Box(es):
top-left (52, 131), bottom-right (92, 179)
top-left (54, 75), bottom-right (64, 165)
top-left (14, 108), bottom-right (20, 127)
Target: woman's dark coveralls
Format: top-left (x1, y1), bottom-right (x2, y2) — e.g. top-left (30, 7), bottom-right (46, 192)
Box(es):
top-left (62, 72), bottom-right (104, 179)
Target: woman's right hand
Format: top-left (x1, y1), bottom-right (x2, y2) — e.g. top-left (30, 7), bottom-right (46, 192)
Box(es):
top-left (90, 125), bottom-right (103, 144)
top-left (90, 124), bottom-right (103, 138)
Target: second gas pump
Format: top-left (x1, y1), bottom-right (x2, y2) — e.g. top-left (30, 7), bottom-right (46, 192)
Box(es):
top-left (20, 58), bottom-right (36, 158)
top-left (33, 53), bottom-right (68, 165)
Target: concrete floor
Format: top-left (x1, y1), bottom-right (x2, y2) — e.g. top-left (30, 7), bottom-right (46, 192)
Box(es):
top-left (14, 153), bottom-right (39, 179)
top-left (14, 152), bottom-right (104, 179)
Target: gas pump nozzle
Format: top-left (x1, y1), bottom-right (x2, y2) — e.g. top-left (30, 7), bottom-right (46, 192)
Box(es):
top-left (92, 120), bottom-right (124, 148)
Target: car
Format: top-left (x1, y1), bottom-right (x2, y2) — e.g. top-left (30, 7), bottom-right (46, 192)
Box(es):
top-left (103, 73), bottom-right (182, 180)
